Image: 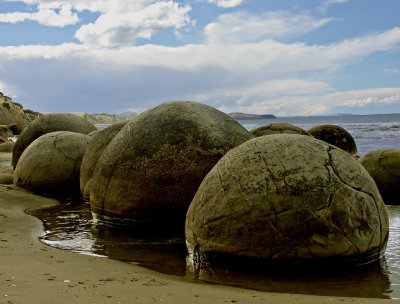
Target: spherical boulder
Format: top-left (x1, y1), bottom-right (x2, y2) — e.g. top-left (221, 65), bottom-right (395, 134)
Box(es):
top-left (12, 113), bottom-right (96, 168)
top-left (360, 149), bottom-right (400, 205)
top-left (14, 131), bottom-right (91, 196)
top-left (90, 101), bottom-right (253, 224)
top-left (251, 122), bottom-right (309, 137)
top-left (186, 134), bottom-right (388, 267)
top-left (80, 121), bottom-right (128, 200)
top-left (308, 124), bottom-right (357, 155)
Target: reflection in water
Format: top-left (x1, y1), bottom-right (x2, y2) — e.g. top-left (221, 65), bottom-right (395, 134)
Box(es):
top-left (30, 199), bottom-right (400, 299)
top-left (90, 223), bottom-right (187, 276)
top-left (386, 205), bottom-right (400, 299)
top-left (186, 254), bottom-right (391, 298)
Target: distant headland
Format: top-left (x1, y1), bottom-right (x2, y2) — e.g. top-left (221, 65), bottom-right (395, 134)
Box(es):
top-left (228, 112), bottom-right (277, 120)
top-left (1, 92), bottom-right (279, 125)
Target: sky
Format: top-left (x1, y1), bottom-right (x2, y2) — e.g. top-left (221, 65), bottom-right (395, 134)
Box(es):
top-left (0, 0), bottom-right (399, 116)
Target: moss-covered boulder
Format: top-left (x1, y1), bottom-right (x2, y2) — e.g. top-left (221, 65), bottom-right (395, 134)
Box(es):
top-left (14, 131), bottom-right (90, 196)
top-left (80, 121), bottom-right (127, 200)
top-left (12, 113), bottom-right (96, 168)
top-left (251, 122), bottom-right (309, 137)
top-left (308, 124), bottom-right (357, 155)
top-left (360, 149), bottom-right (400, 205)
top-left (186, 134), bottom-right (388, 268)
top-left (90, 101), bottom-right (253, 225)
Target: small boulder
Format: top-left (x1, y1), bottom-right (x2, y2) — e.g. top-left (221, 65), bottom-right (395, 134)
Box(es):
top-left (251, 122), bottom-right (309, 137)
top-left (14, 131), bottom-right (90, 196)
top-left (12, 113), bottom-right (96, 168)
top-left (308, 124), bottom-right (357, 155)
top-left (359, 149), bottom-right (400, 205)
top-left (186, 134), bottom-right (388, 268)
top-left (90, 101), bottom-right (253, 224)
top-left (80, 121), bottom-right (127, 200)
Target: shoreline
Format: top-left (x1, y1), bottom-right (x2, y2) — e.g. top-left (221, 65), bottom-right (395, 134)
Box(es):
top-left (0, 152), bottom-right (396, 303)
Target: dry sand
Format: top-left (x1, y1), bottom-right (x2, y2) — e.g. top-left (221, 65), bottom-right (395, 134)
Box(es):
top-left (0, 151), bottom-right (396, 303)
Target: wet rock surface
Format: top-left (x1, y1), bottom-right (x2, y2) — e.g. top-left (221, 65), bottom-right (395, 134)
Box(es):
top-left (308, 124), bottom-right (357, 155)
top-left (251, 122), bottom-right (310, 137)
top-left (360, 149), bottom-right (400, 205)
top-left (186, 134), bottom-right (388, 267)
top-left (12, 113), bottom-right (96, 168)
top-left (80, 121), bottom-right (128, 199)
top-left (90, 101), bottom-right (253, 224)
top-left (14, 131), bottom-right (90, 195)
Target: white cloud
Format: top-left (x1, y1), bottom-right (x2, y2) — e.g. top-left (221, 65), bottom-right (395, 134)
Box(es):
top-left (0, 81), bottom-right (12, 95)
top-left (3, 0), bottom-right (107, 12)
top-left (207, 0), bottom-right (245, 8)
top-left (204, 11), bottom-right (331, 44)
top-left (75, 1), bottom-right (192, 46)
top-left (319, 0), bottom-right (351, 13)
top-left (2, 0), bottom-right (192, 46)
top-left (0, 7), bottom-right (399, 116)
top-left (0, 3), bottom-right (79, 27)
top-left (215, 87), bottom-right (400, 116)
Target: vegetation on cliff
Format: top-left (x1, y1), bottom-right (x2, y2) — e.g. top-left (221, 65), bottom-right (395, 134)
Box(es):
top-left (0, 92), bottom-right (41, 125)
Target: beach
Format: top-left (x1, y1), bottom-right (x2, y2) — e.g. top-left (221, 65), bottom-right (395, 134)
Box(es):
top-left (0, 151), bottom-right (396, 303)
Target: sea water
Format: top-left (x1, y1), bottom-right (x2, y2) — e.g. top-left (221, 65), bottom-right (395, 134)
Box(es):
top-left (30, 113), bottom-right (400, 299)
top-left (238, 113), bottom-right (400, 155)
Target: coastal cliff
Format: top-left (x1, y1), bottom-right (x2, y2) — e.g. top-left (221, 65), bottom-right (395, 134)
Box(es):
top-left (0, 93), bottom-right (41, 125)
top-left (1, 92), bottom-right (271, 126)
top-left (69, 112), bottom-right (136, 124)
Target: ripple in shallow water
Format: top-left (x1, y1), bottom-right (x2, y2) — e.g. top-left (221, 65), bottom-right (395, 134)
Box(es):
top-left (29, 199), bottom-right (400, 299)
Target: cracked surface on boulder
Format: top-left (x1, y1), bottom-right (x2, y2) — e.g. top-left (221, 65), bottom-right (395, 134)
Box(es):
top-left (185, 134), bottom-right (388, 264)
top-left (89, 101), bottom-right (253, 223)
top-left (12, 113), bottom-right (96, 169)
top-left (360, 149), bottom-right (400, 205)
top-left (308, 124), bottom-right (357, 155)
top-left (13, 131), bottom-right (90, 195)
top-left (80, 121), bottom-right (127, 199)
top-left (251, 122), bottom-right (310, 137)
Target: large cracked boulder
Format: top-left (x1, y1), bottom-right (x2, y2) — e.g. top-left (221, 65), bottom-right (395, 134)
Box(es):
top-left (251, 122), bottom-right (309, 137)
top-left (308, 124), bottom-right (357, 155)
top-left (14, 131), bottom-right (90, 196)
top-left (90, 101), bottom-right (253, 224)
top-left (12, 113), bottom-right (96, 168)
top-left (80, 121), bottom-right (128, 200)
top-left (360, 149), bottom-right (400, 205)
top-left (186, 134), bottom-right (388, 268)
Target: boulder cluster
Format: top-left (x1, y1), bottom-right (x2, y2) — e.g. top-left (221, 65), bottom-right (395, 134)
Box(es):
top-left (5, 101), bottom-right (394, 271)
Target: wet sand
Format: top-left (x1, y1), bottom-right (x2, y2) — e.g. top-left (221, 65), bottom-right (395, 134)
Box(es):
top-left (0, 152), bottom-right (396, 303)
